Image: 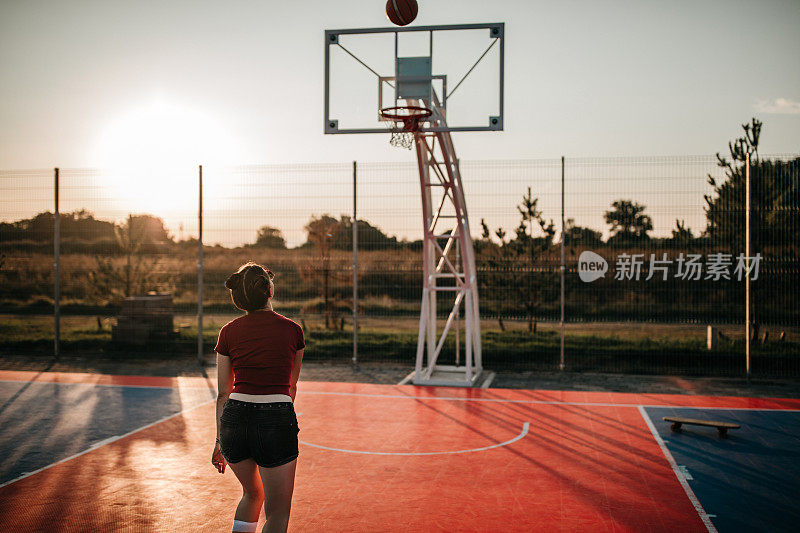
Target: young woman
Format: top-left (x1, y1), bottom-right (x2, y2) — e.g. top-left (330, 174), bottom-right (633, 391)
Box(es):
top-left (211, 262), bottom-right (305, 533)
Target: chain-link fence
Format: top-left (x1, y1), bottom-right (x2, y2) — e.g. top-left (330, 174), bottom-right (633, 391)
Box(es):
top-left (1, 155), bottom-right (798, 376)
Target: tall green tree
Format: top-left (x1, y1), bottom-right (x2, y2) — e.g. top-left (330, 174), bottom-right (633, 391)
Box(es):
top-left (703, 118), bottom-right (800, 335)
top-left (478, 187), bottom-right (557, 331)
top-left (704, 118), bottom-right (800, 249)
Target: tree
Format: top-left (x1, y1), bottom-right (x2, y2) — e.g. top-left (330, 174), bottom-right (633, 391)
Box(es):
top-left (61, 209), bottom-right (117, 242)
top-left (564, 218), bottom-right (604, 247)
top-left (296, 214), bottom-right (401, 251)
top-left (0, 210), bottom-right (116, 243)
top-left (300, 215), bottom-right (350, 330)
top-left (480, 219), bottom-right (491, 240)
top-left (516, 187), bottom-right (556, 247)
top-left (604, 200), bottom-right (653, 244)
top-left (670, 219), bottom-right (694, 245)
top-left (476, 218), bottom-right (501, 254)
top-left (21, 212), bottom-right (64, 242)
top-left (253, 226), bottom-right (287, 249)
top-left (479, 187), bottom-right (557, 331)
top-left (88, 214), bottom-right (174, 302)
top-left (704, 118), bottom-right (800, 249)
top-left (125, 214), bottom-right (172, 248)
top-left (333, 216), bottom-right (400, 250)
top-left (702, 118), bottom-right (800, 336)
top-left (513, 188), bottom-right (557, 330)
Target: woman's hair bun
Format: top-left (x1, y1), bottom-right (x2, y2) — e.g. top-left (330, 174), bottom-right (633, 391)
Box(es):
top-left (226, 262), bottom-right (272, 311)
top-left (252, 275), bottom-right (268, 290)
top-left (224, 272), bottom-right (243, 290)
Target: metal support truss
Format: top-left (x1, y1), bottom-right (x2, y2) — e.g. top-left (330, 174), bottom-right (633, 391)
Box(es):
top-left (411, 99), bottom-right (483, 387)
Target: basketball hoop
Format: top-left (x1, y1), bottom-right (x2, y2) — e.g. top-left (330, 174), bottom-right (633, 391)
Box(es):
top-left (380, 105), bottom-right (432, 150)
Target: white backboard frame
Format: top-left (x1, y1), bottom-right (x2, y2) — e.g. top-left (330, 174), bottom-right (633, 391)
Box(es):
top-left (324, 23), bottom-right (504, 134)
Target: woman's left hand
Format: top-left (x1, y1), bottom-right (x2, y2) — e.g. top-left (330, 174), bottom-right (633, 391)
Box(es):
top-left (211, 441), bottom-right (227, 473)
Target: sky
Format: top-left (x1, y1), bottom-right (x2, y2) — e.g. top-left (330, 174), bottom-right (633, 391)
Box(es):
top-left (0, 0), bottom-right (798, 247)
top-left (1, 0), bottom-right (798, 169)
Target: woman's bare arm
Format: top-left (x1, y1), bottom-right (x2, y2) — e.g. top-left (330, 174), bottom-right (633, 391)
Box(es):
top-left (211, 353), bottom-right (234, 473)
top-left (288, 349), bottom-right (304, 402)
top-left (215, 353), bottom-right (234, 440)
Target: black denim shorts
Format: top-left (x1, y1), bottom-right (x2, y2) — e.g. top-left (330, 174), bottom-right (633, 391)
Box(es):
top-left (219, 399), bottom-right (299, 468)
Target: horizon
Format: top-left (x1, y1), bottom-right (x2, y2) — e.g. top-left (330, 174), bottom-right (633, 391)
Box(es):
top-left (1, 153), bottom-right (779, 249)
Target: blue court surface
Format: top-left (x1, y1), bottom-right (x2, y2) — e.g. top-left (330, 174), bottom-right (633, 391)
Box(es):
top-left (0, 378), bottom-right (214, 487)
top-left (646, 407), bottom-right (800, 533)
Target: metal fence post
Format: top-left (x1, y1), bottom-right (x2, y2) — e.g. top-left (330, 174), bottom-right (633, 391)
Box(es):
top-left (560, 156), bottom-right (565, 371)
top-left (352, 161), bottom-right (358, 370)
top-left (54, 167), bottom-right (60, 359)
top-left (198, 165), bottom-right (204, 366)
top-left (745, 153), bottom-right (751, 381)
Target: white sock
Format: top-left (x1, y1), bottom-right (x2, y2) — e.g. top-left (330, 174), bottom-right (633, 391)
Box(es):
top-left (232, 519), bottom-right (258, 532)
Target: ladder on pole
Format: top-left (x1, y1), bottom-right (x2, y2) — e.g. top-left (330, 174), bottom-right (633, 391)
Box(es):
top-left (410, 98), bottom-right (483, 387)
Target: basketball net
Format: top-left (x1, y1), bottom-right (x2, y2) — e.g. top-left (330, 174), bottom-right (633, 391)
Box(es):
top-left (387, 123), bottom-right (415, 150)
top-left (380, 105), bottom-right (431, 150)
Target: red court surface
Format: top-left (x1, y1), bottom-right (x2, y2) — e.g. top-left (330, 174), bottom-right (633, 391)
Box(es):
top-left (1, 371), bottom-right (798, 532)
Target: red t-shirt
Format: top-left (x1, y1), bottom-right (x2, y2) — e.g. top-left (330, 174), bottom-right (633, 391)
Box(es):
top-left (214, 310), bottom-right (305, 395)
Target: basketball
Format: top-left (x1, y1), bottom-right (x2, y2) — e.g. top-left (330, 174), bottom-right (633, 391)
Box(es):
top-left (386, 0), bottom-right (418, 27)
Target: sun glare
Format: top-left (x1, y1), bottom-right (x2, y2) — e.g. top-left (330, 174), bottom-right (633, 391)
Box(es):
top-left (91, 98), bottom-right (241, 215)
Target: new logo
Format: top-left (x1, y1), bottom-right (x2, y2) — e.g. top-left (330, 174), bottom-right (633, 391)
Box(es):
top-left (578, 251), bottom-right (608, 283)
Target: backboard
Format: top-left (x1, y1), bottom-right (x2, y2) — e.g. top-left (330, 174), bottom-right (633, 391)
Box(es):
top-left (324, 23), bottom-right (504, 134)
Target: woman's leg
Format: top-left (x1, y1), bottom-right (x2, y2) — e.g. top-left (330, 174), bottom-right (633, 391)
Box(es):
top-left (228, 458), bottom-right (265, 525)
top-left (258, 459), bottom-right (297, 533)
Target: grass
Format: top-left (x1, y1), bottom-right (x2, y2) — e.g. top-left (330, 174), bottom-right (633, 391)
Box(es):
top-left (1, 313), bottom-right (797, 376)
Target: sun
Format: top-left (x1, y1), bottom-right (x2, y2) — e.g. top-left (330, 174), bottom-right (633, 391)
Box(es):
top-left (91, 97), bottom-right (241, 215)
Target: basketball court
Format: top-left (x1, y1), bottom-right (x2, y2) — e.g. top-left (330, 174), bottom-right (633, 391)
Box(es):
top-left (1, 5), bottom-right (798, 532)
top-left (1, 369), bottom-right (798, 532)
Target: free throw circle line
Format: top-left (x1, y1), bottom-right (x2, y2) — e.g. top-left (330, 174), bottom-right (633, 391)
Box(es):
top-left (298, 422), bottom-right (529, 456)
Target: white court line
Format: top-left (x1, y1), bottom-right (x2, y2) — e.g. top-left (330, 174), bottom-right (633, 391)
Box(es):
top-left (300, 389), bottom-right (800, 412)
top-left (298, 422), bottom-right (529, 456)
top-left (3, 380), bottom-right (796, 411)
top-left (638, 406), bottom-right (718, 533)
top-left (0, 399), bottom-right (215, 490)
